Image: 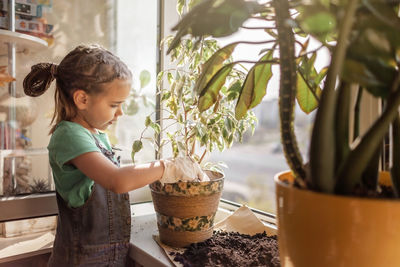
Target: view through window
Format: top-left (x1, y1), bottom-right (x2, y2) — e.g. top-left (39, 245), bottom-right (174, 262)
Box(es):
top-left (208, 8), bottom-right (329, 213)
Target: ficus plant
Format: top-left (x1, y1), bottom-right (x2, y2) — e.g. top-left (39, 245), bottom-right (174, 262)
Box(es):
top-left (131, 3), bottom-right (257, 174)
top-left (167, 0), bottom-right (400, 197)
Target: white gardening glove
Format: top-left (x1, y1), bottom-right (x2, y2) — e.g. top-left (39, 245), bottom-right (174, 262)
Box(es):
top-left (159, 158), bottom-right (178, 184)
top-left (160, 156), bottom-right (210, 184)
top-left (174, 156), bottom-right (210, 182)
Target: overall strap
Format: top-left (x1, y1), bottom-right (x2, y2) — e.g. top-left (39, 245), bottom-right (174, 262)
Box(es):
top-left (91, 134), bottom-right (120, 167)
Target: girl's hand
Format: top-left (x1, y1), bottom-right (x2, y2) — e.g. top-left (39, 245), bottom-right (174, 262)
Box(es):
top-left (160, 156), bottom-right (210, 184)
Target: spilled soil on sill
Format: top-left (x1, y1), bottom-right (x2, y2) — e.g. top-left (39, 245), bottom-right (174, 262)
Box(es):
top-left (170, 231), bottom-right (280, 267)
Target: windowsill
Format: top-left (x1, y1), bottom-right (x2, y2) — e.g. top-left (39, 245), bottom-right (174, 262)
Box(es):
top-left (0, 201), bottom-right (276, 265)
top-left (0, 230), bottom-right (54, 263)
top-left (129, 201), bottom-right (277, 267)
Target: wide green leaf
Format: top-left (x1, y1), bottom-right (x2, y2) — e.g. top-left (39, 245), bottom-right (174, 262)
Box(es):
top-left (168, 0), bottom-right (262, 53)
top-left (198, 65), bottom-right (233, 112)
top-left (363, 0), bottom-right (400, 30)
top-left (299, 11), bottom-right (336, 35)
top-left (342, 59), bottom-right (385, 92)
top-left (296, 58), bottom-right (326, 114)
top-left (249, 51), bottom-right (273, 108)
top-left (235, 69), bottom-right (254, 120)
top-left (194, 43), bottom-right (237, 94)
top-left (235, 52), bottom-right (273, 119)
top-left (296, 72), bottom-right (321, 114)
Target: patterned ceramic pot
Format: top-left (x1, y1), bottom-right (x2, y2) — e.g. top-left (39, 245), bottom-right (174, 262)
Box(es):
top-left (150, 171), bottom-right (224, 248)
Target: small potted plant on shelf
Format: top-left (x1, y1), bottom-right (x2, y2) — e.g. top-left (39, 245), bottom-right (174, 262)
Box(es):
top-left (167, 0), bottom-right (400, 265)
top-left (131, 6), bottom-right (257, 247)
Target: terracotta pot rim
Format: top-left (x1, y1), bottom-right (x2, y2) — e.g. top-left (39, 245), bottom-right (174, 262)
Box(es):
top-left (274, 170), bottom-right (400, 203)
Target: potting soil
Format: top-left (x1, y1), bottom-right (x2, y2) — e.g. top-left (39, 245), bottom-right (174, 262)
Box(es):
top-left (170, 231), bottom-right (280, 267)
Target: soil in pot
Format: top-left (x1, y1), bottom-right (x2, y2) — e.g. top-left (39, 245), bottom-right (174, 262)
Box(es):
top-left (170, 231), bottom-right (280, 267)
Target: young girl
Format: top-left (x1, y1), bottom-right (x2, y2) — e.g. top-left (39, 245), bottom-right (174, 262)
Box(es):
top-left (23, 44), bottom-right (204, 267)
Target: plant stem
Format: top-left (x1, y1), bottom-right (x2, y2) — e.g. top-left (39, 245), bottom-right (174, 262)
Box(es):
top-left (309, 0), bottom-right (359, 192)
top-left (274, 0), bottom-right (306, 180)
top-left (199, 149), bottom-right (207, 164)
top-left (353, 86), bottom-right (363, 141)
top-left (182, 100), bottom-right (189, 156)
top-left (335, 82), bottom-right (350, 172)
top-left (335, 88), bottom-right (400, 193)
top-left (390, 68), bottom-right (400, 197)
top-left (191, 138), bottom-right (196, 156)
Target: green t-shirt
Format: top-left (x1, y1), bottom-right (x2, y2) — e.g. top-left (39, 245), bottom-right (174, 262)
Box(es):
top-left (47, 121), bottom-right (113, 208)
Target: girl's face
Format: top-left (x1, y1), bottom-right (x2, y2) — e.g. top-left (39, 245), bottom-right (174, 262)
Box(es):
top-left (75, 79), bottom-right (131, 133)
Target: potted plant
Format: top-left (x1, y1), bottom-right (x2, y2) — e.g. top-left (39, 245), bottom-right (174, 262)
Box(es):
top-left (131, 6), bottom-right (257, 247)
top-left (167, 0), bottom-right (400, 265)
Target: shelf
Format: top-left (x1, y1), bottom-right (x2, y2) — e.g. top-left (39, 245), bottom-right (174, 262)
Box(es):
top-left (0, 29), bottom-right (48, 55)
top-left (0, 148), bottom-right (48, 158)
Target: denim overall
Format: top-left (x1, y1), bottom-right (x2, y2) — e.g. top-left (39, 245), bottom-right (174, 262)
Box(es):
top-left (48, 136), bottom-right (131, 267)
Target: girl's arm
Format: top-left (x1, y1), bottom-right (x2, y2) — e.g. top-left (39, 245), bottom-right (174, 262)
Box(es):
top-left (70, 151), bottom-right (164, 193)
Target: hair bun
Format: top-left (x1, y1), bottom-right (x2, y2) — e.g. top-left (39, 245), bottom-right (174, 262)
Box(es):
top-left (23, 63), bottom-right (57, 97)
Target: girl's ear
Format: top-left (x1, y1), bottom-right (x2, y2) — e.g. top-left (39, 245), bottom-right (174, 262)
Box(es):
top-left (73, 89), bottom-right (89, 110)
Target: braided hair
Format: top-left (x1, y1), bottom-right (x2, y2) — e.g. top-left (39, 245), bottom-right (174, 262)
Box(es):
top-left (23, 44), bottom-right (132, 134)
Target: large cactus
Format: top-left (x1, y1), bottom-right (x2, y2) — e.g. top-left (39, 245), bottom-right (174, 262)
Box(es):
top-left (273, 0), bottom-right (306, 182)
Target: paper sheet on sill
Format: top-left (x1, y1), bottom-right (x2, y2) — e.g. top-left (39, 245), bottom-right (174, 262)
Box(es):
top-left (153, 205), bottom-right (276, 267)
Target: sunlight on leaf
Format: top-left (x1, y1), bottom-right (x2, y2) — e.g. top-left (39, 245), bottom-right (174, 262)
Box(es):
top-left (249, 51), bottom-right (273, 109)
top-left (235, 52), bottom-right (273, 119)
top-left (194, 43), bottom-right (238, 94)
top-left (198, 65), bottom-right (233, 112)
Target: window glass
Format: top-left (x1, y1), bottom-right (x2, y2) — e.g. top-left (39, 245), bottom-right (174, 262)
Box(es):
top-left (157, 1), bottom-right (295, 214)
top-left (114, 0), bottom-right (158, 202)
top-left (208, 14), bottom-right (329, 214)
top-left (0, 0), bottom-right (159, 205)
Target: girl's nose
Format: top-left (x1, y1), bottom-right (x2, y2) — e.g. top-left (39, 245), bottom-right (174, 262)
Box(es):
top-left (116, 105), bottom-right (123, 116)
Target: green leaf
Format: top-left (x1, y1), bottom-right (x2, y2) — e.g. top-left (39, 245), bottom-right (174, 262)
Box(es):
top-left (156, 71), bottom-right (164, 86)
top-left (296, 71), bottom-right (322, 114)
top-left (132, 140), bottom-right (143, 152)
top-left (150, 122), bottom-right (161, 134)
top-left (363, 0), bottom-right (400, 30)
top-left (300, 11), bottom-right (336, 35)
top-left (235, 76), bottom-right (253, 120)
top-left (227, 81), bottom-right (242, 101)
top-left (145, 116), bottom-right (152, 127)
top-left (235, 52), bottom-right (273, 119)
top-left (201, 133), bottom-right (209, 146)
top-left (167, 72), bottom-right (174, 84)
top-left (161, 91), bottom-right (171, 101)
top-left (131, 140), bottom-right (143, 162)
top-left (139, 70), bottom-right (151, 89)
top-left (198, 65), bottom-right (233, 112)
top-left (342, 59), bottom-right (385, 90)
top-left (194, 43), bottom-right (238, 94)
top-left (249, 52), bottom-right (273, 109)
top-left (297, 38), bottom-right (310, 59)
top-left (177, 0), bottom-right (185, 15)
top-left (123, 99), bottom-right (139, 116)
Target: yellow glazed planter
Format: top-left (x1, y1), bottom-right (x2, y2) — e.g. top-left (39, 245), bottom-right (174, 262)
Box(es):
top-left (275, 171), bottom-right (400, 267)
